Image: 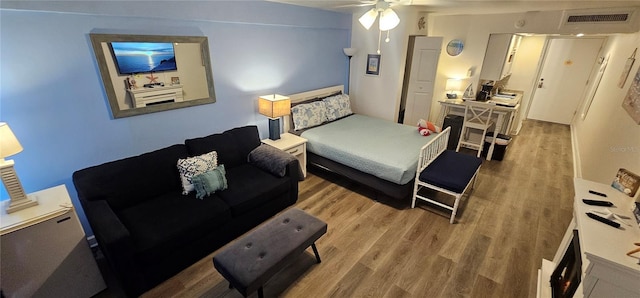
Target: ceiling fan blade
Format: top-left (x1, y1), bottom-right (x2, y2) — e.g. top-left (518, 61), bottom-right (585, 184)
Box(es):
top-left (334, 0), bottom-right (377, 8)
top-left (388, 0), bottom-right (413, 6)
top-left (334, 3), bottom-right (375, 8)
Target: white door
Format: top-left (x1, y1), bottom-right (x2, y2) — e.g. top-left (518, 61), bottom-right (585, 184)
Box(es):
top-left (527, 38), bottom-right (604, 124)
top-left (402, 36), bottom-right (442, 126)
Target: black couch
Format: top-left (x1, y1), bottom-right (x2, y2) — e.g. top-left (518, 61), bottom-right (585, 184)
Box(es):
top-left (72, 126), bottom-right (300, 297)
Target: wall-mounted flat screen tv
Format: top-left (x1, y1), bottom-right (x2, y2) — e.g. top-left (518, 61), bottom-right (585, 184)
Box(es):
top-left (110, 42), bottom-right (177, 75)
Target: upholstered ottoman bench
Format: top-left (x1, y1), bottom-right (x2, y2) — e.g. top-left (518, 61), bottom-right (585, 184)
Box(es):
top-left (213, 207), bottom-right (327, 298)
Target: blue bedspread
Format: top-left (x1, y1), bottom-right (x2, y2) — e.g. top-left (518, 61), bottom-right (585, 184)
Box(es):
top-left (301, 114), bottom-right (436, 184)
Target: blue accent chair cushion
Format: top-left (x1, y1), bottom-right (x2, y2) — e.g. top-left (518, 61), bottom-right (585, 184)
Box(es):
top-left (418, 150), bottom-right (482, 193)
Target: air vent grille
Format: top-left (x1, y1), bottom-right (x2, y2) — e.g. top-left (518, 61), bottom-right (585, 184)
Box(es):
top-left (567, 14), bottom-right (629, 23)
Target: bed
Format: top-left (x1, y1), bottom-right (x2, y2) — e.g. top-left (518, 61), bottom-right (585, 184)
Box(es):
top-left (284, 85), bottom-right (440, 200)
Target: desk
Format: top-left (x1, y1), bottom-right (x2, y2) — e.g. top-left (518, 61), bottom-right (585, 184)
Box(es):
top-left (537, 178), bottom-right (640, 297)
top-left (437, 98), bottom-right (520, 161)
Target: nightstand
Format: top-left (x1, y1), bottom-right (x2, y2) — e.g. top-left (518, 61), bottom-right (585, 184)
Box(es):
top-left (262, 133), bottom-right (308, 177)
top-left (1, 185), bottom-right (106, 297)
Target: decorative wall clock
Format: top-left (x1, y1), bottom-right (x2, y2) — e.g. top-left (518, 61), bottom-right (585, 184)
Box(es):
top-left (446, 39), bottom-right (464, 56)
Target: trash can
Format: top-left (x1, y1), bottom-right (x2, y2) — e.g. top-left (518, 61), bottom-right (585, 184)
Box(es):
top-left (482, 132), bottom-right (511, 161)
top-left (443, 115), bottom-right (464, 150)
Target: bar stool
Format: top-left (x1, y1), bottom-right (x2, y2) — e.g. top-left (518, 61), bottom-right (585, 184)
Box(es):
top-left (456, 101), bottom-right (494, 157)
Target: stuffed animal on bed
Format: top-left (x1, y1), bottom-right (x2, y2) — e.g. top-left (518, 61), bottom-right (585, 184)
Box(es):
top-left (417, 119), bottom-right (442, 136)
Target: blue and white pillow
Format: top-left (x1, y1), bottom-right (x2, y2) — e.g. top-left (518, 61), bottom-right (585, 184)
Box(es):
top-left (291, 101), bottom-right (327, 130)
top-left (177, 151), bottom-right (218, 195)
top-left (323, 94), bottom-right (352, 121)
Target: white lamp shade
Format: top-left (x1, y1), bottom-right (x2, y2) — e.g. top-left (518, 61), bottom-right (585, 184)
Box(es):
top-left (0, 122), bottom-right (23, 159)
top-left (446, 79), bottom-right (462, 92)
top-left (359, 8), bottom-right (377, 30)
top-left (379, 8), bottom-right (400, 31)
top-left (343, 47), bottom-right (357, 57)
top-left (258, 95), bottom-right (291, 118)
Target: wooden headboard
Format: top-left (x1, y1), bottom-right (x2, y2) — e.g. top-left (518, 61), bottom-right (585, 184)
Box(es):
top-left (283, 85), bottom-right (344, 132)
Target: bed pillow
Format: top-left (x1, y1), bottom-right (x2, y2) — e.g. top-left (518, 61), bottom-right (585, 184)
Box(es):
top-left (177, 151), bottom-right (218, 195)
top-left (291, 101), bottom-right (327, 131)
top-left (323, 94), bottom-right (353, 121)
top-left (192, 165), bottom-right (227, 199)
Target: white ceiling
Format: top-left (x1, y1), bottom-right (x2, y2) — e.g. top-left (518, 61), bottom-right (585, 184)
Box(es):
top-left (267, 0), bottom-right (640, 15)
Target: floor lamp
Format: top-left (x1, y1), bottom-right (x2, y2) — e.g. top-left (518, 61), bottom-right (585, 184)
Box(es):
top-left (0, 122), bottom-right (38, 213)
top-left (343, 48), bottom-right (357, 94)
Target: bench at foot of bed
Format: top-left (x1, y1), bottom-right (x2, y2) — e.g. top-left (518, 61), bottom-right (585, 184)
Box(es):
top-left (411, 127), bottom-right (483, 224)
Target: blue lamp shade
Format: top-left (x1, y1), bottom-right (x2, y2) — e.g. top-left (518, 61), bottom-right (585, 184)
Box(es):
top-left (258, 95), bottom-right (291, 140)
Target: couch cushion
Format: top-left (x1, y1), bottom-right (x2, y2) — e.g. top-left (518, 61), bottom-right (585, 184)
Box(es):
top-left (224, 126), bottom-right (261, 159)
top-left (185, 126), bottom-right (261, 169)
top-left (217, 164), bottom-right (291, 216)
top-left (73, 144), bottom-right (188, 211)
top-left (117, 191), bottom-right (232, 257)
top-left (186, 132), bottom-right (241, 167)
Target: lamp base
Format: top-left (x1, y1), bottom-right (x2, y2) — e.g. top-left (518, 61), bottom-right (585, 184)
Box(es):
top-left (6, 195), bottom-right (38, 214)
top-left (446, 93), bottom-right (458, 99)
top-left (1, 159), bottom-right (39, 214)
top-left (268, 118), bottom-right (281, 141)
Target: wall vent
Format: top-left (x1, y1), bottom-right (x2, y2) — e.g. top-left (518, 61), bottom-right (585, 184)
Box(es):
top-left (559, 8), bottom-right (638, 32)
top-left (567, 14), bottom-right (629, 23)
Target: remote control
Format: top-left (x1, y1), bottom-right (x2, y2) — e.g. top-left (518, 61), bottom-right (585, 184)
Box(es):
top-left (582, 199), bottom-right (613, 206)
top-left (586, 212), bottom-right (620, 228)
top-left (588, 190), bottom-right (607, 197)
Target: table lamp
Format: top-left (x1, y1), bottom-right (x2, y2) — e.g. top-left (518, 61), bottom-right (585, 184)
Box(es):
top-left (258, 94), bottom-right (291, 140)
top-left (0, 122), bottom-right (38, 213)
top-left (446, 78), bottom-right (462, 99)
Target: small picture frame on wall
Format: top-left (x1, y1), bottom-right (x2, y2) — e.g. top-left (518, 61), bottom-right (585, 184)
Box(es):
top-left (171, 77), bottom-right (181, 85)
top-left (366, 54), bottom-right (381, 76)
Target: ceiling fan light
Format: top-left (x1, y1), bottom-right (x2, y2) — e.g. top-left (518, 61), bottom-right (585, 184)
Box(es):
top-left (379, 8), bottom-right (400, 31)
top-left (359, 8), bottom-right (378, 30)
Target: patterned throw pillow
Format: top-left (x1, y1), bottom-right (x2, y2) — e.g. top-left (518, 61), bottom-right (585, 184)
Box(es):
top-left (291, 101), bottom-right (327, 130)
top-left (323, 94), bottom-right (353, 121)
top-left (177, 151), bottom-right (218, 195)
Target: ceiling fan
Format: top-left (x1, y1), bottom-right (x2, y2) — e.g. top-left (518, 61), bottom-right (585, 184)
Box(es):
top-left (346, 0), bottom-right (412, 31)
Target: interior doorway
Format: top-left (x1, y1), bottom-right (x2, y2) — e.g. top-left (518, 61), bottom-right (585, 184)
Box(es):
top-left (527, 37), bottom-right (605, 125)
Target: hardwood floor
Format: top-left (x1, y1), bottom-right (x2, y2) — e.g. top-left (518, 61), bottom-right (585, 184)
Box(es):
top-left (134, 119), bottom-right (574, 298)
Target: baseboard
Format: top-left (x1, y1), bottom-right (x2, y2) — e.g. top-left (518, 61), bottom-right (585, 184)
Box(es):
top-left (570, 124), bottom-right (582, 178)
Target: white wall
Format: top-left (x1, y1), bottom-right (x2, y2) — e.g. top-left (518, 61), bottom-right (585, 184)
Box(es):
top-left (508, 36), bottom-right (546, 132)
top-left (573, 32), bottom-right (640, 199)
top-left (349, 7), bottom-right (422, 121)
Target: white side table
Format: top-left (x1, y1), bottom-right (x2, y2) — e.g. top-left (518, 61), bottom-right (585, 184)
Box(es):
top-left (262, 133), bottom-right (308, 177)
top-left (1, 185), bottom-right (106, 297)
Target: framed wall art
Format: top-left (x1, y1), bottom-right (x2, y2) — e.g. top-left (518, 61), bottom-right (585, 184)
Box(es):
top-left (366, 54), bottom-right (381, 75)
top-left (622, 63), bottom-right (640, 124)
